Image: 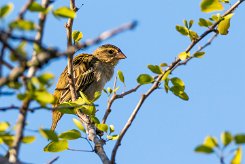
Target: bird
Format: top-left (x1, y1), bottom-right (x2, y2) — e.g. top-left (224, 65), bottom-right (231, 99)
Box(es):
top-left (51, 44), bottom-right (126, 131)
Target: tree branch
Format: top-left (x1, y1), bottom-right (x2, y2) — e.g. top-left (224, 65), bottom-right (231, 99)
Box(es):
top-left (110, 1), bottom-right (245, 163)
top-left (102, 84), bottom-right (141, 124)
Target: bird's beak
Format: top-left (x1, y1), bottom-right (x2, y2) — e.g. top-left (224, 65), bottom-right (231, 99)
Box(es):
top-left (115, 52), bottom-right (127, 59)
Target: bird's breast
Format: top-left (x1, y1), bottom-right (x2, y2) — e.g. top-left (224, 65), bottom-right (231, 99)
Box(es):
top-left (84, 62), bottom-right (114, 100)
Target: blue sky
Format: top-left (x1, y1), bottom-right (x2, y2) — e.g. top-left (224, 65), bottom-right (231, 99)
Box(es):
top-left (1, 0), bottom-right (245, 164)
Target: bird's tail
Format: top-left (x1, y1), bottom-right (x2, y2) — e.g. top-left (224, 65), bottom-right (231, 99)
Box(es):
top-left (51, 108), bottom-right (63, 131)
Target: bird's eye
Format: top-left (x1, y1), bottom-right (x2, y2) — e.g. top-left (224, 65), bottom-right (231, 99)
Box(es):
top-left (108, 50), bottom-right (114, 54)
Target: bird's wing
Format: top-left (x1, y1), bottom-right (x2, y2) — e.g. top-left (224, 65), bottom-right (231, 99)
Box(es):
top-left (54, 54), bottom-right (96, 104)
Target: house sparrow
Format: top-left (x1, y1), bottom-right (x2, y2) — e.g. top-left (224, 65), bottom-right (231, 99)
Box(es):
top-left (51, 44), bottom-right (126, 131)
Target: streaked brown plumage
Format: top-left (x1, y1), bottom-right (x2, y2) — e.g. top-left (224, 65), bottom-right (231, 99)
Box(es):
top-left (51, 44), bottom-right (126, 131)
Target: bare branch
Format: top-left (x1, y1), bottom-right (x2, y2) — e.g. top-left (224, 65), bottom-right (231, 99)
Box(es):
top-left (102, 84), bottom-right (141, 124)
top-left (17, 0), bottom-right (34, 20)
top-left (110, 1), bottom-right (245, 163)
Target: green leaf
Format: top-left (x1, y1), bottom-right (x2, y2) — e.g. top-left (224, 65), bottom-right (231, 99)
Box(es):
top-left (0, 122), bottom-right (10, 132)
top-left (160, 63), bottom-right (168, 67)
top-left (176, 25), bottom-right (189, 36)
top-left (183, 19), bottom-right (188, 28)
top-left (193, 51), bottom-right (205, 58)
top-left (22, 136), bottom-right (36, 144)
top-left (189, 20), bottom-right (194, 29)
top-left (117, 70), bottom-right (125, 84)
top-left (164, 78), bottom-right (170, 93)
top-left (58, 129), bottom-right (81, 140)
top-left (147, 65), bottom-right (162, 74)
top-left (109, 125), bottom-right (115, 134)
top-left (217, 14), bottom-right (234, 35)
top-left (195, 144), bottom-right (214, 154)
top-left (200, 0), bottom-right (224, 13)
top-left (38, 73), bottom-right (54, 85)
top-left (7, 81), bottom-right (22, 89)
top-left (10, 42), bottom-right (27, 61)
top-left (198, 18), bottom-right (213, 27)
top-left (91, 116), bottom-right (100, 124)
top-left (53, 7), bottom-right (76, 19)
top-left (72, 30), bottom-right (83, 43)
top-left (39, 128), bottom-right (58, 141)
top-left (107, 135), bottom-right (119, 140)
top-left (96, 124), bottom-right (108, 133)
top-left (189, 30), bottom-right (199, 41)
top-left (34, 91), bottom-right (55, 105)
top-left (0, 3), bottom-right (13, 18)
top-left (211, 13), bottom-right (222, 22)
top-left (44, 140), bottom-right (68, 152)
top-left (92, 91), bottom-right (101, 102)
top-left (58, 103), bottom-right (76, 115)
top-left (171, 77), bottom-right (185, 90)
top-left (72, 118), bottom-right (86, 133)
top-left (162, 70), bottom-right (171, 81)
top-left (221, 131), bottom-right (233, 147)
top-left (231, 147), bottom-right (242, 164)
top-left (170, 86), bottom-right (189, 101)
top-left (28, 2), bottom-right (46, 12)
top-left (234, 134), bottom-right (245, 144)
top-left (137, 74), bottom-right (154, 84)
top-left (178, 51), bottom-right (190, 61)
top-left (203, 136), bottom-right (218, 148)
top-left (9, 20), bottom-right (35, 31)
top-left (221, 0), bottom-right (230, 3)
top-left (1, 135), bottom-right (14, 147)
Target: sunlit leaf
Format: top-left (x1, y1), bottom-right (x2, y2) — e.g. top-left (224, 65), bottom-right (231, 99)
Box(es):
top-left (198, 18), bottom-right (213, 27)
top-left (176, 25), bottom-right (189, 36)
top-left (147, 65), bottom-right (162, 74)
top-left (231, 147), bottom-right (242, 164)
top-left (195, 144), bottom-right (214, 154)
top-left (38, 73), bottom-right (54, 85)
top-left (107, 135), bottom-right (119, 140)
top-left (109, 125), bottom-right (115, 134)
top-left (189, 20), bottom-right (194, 29)
top-left (0, 122), bottom-right (10, 132)
top-left (117, 70), bottom-right (125, 84)
top-left (53, 7), bottom-right (76, 19)
top-left (92, 91), bottom-right (101, 102)
top-left (178, 51), bottom-right (190, 61)
top-left (28, 2), bottom-right (46, 12)
top-left (189, 30), bottom-right (199, 41)
top-left (234, 134), bottom-right (245, 144)
top-left (34, 91), bottom-right (55, 105)
top-left (218, 14), bottom-right (234, 35)
top-left (200, 0), bottom-right (224, 13)
top-left (96, 124), bottom-right (108, 132)
top-left (10, 42), bottom-right (27, 61)
top-left (72, 118), bottom-right (86, 133)
top-left (9, 20), bottom-right (35, 31)
top-left (137, 74), bottom-right (154, 84)
top-left (221, 131), bottom-right (233, 147)
top-left (72, 30), bottom-right (83, 43)
top-left (58, 129), bottom-right (81, 140)
top-left (1, 135), bottom-right (14, 147)
top-left (170, 86), bottom-right (189, 101)
top-left (0, 3), bottom-right (13, 18)
top-left (44, 140), bottom-right (68, 152)
top-left (162, 70), bottom-right (171, 81)
top-left (203, 136), bottom-right (218, 148)
top-left (22, 136), bottom-right (36, 144)
top-left (39, 128), bottom-right (58, 141)
top-left (91, 116), bottom-right (100, 124)
top-left (171, 77), bottom-right (185, 90)
top-left (193, 51), bottom-right (205, 58)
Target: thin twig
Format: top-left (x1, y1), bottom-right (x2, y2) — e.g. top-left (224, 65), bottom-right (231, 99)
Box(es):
top-left (102, 84), bottom-right (141, 124)
top-left (46, 156), bottom-right (59, 164)
top-left (110, 1), bottom-right (245, 163)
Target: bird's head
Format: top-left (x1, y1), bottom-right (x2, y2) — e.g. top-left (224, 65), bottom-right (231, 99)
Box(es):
top-left (93, 44), bottom-right (126, 66)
